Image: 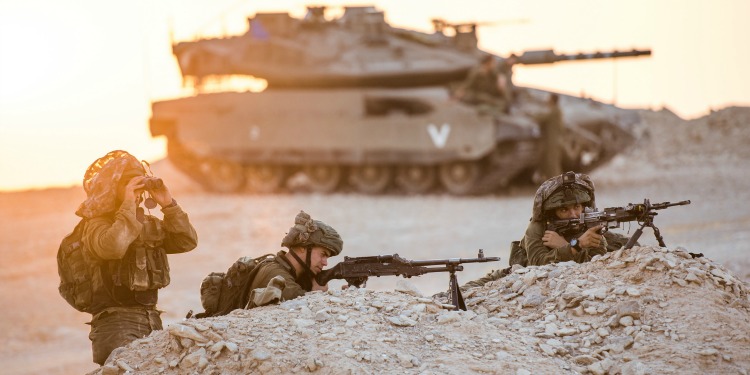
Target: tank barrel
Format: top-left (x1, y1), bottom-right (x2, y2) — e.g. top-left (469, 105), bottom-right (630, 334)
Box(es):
top-left (516, 49), bottom-right (651, 65)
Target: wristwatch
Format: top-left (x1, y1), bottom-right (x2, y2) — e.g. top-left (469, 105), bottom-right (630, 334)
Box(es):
top-left (569, 238), bottom-right (582, 251)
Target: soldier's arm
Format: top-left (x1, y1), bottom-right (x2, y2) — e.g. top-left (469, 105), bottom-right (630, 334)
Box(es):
top-left (455, 68), bottom-right (479, 97)
top-left (251, 263), bottom-right (308, 303)
top-left (574, 236), bottom-right (607, 263)
top-left (82, 199), bottom-right (142, 260)
top-left (461, 269), bottom-right (506, 290)
top-left (525, 221), bottom-right (577, 266)
top-left (161, 202), bottom-right (198, 254)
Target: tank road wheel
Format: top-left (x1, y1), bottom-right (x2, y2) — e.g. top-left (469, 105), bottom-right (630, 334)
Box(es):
top-left (438, 161), bottom-right (481, 195)
top-left (303, 165), bottom-right (342, 193)
top-left (348, 165), bottom-right (392, 194)
top-left (199, 159), bottom-right (245, 193)
top-left (245, 165), bottom-right (286, 194)
top-left (395, 165), bottom-right (436, 194)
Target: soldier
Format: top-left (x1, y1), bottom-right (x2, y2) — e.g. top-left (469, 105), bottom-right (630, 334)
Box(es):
top-left (497, 53), bottom-right (518, 104)
top-left (453, 55), bottom-right (508, 114)
top-left (75, 150), bottom-right (198, 365)
top-left (533, 93), bottom-right (564, 183)
top-left (463, 171), bottom-right (637, 289)
top-left (244, 211), bottom-right (343, 309)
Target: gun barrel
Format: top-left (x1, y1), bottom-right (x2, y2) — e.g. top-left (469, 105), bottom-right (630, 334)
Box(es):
top-left (517, 49), bottom-right (651, 65)
top-left (407, 256), bottom-right (501, 267)
top-left (652, 200), bottom-right (691, 209)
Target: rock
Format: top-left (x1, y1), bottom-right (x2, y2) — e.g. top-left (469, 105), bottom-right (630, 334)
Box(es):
top-left (698, 348), bottom-right (718, 356)
top-left (613, 300), bottom-right (642, 320)
top-left (625, 287), bottom-right (641, 296)
top-left (558, 328), bottom-right (577, 336)
top-left (619, 316), bottom-right (635, 326)
top-left (294, 318), bottom-right (316, 328)
top-left (388, 315), bottom-right (417, 326)
top-left (397, 353), bottom-right (418, 367)
top-left (100, 364), bottom-right (119, 375)
top-left (588, 358), bottom-right (614, 375)
top-left (253, 349), bottom-right (271, 361)
top-left (436, 311), bottom-right (461, 324)
top-left (315, 309), bottom-right (331, 321)
top-left (224, 342), bottom-right (238, 353)
top-left (684, 272), bottom-right (701, 283)
top-left (180, 348), bottom-right (206, 369)
top-left (395, 280), bottom-right (424, 297)
top-left (523, 270), bottom-right (538, 286)
top-left (167, 324), bottom-right (208, 343)
top-left (583, 287), bottom-right (609, 300)
top-left (539, 343), bottom-right (556, 356)
top-left (572, 355), bottom-right (597, 366)
top-left (621, 361), bottom-right (649, 375)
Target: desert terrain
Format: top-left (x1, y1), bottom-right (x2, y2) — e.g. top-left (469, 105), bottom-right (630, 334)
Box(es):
top-left (0, 107), bottom-right (748, 374)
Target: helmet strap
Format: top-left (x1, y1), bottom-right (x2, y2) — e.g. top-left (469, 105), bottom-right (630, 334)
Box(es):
top-left (288, 246), bottom-right (316, 290)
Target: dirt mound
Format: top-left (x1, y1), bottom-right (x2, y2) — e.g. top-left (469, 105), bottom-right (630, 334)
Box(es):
top-left (90, 246), bottom-right (749, 375)
top-left (593, 106), bottom-right (750, 185)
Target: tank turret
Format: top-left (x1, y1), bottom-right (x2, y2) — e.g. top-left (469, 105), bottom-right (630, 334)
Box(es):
top-left (152, 5), bottom-right (650, 195)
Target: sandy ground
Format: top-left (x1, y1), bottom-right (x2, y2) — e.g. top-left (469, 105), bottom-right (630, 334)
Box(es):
top-left (0, 107), bottom-right (748, 374)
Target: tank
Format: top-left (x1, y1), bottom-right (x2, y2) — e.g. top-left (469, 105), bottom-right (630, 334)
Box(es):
top-left (150, 5), bottom-right (651, 195)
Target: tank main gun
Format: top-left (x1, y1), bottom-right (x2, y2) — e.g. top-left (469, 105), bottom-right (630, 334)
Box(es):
top-left (512, 49), bottom-right (651, 65)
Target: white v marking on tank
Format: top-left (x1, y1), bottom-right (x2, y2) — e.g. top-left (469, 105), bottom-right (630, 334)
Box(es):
top-left (427, 123), bottom-right (451, 148)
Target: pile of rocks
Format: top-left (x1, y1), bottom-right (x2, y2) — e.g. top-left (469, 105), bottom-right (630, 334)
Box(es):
top-left (90, 246), bottom-right (749, 375)
top-left (465, 246), bottom-right (749, 374)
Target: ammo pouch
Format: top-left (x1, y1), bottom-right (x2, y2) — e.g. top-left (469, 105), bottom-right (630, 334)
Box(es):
top-left (124, 217), bottom-right (171, 291)
top-left (508, 240), bottom-right (528, 267)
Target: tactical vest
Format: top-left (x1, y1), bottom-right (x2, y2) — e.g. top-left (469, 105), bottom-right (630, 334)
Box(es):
top-left (87, 216), bottom-right (171, 313)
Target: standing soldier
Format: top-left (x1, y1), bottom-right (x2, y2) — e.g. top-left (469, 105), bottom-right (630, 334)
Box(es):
top-left (497, 53), bottom-right (518, 105)
top-left (74, 150), bottom-right (198, 365)
top-left (534, 93), bottom-right (564, 183)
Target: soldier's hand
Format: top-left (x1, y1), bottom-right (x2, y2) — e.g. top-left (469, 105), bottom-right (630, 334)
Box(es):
top-left (122, 176), bottom-right (146, 203)
top-left (149, 179), bottom-right (174, 207)
top-left (311, 278), bottom-right (328, 292)
top-left (542, 230), bottom-right (568, 249)
top-left (578, 225), bottom-right (604, 248)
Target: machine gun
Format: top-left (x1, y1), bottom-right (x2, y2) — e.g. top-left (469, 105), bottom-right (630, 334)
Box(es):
top-left (547, 199), bottom-right (691, 250)
top-left (316, 250), bottom-right (500, 311)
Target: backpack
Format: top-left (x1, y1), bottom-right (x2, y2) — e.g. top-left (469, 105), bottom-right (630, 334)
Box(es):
top-left (57, 220), bottom-right (97, 312)
top-left (194, 254), bottom-right (275, 318)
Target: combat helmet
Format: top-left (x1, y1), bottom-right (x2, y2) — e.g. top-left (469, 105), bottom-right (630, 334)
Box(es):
top-left (531, 171), bottom-right (596, 222)
top-left (76, 150), bottom-right (146, 218)
top-left (281, 211), bottom-right (343, 256)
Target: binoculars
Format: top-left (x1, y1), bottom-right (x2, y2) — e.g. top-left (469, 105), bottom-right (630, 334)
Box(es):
top-left (143, 177), bottom-right (164, 190)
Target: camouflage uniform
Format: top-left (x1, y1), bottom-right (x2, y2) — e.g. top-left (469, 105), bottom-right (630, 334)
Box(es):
top-left (457, 63), bottom-right (507, 113)
top-left (497, 57), bottom-right (516, 103)
top-left (244, 211), bottom-right (343, 309)
top-left (463, 172), bottom-right (631, 290)
top-left (513, 172), bottom-right (607, 266)
top-left (77, 151), bottom-right (198, 365)
top-left (534, 98), bottom-right (563, 181)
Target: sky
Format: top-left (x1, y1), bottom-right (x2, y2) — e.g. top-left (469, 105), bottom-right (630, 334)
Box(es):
top-left (0, 0), bottom-right (748, 191)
